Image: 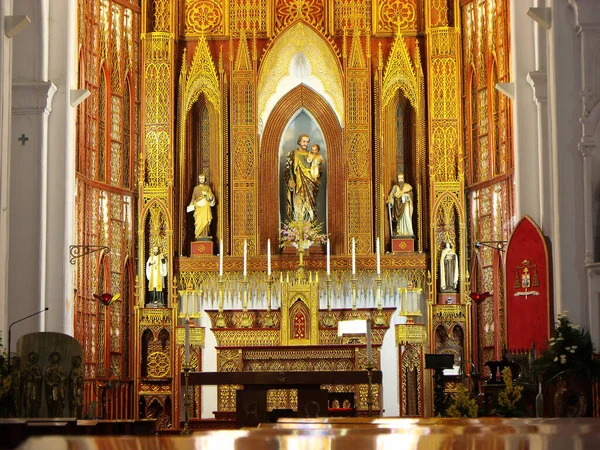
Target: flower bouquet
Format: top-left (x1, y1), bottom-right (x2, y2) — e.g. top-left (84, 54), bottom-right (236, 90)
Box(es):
top-left (532, 311), bottom-right (600, 382)
top-left (280, 219), bottom-right (327, 250)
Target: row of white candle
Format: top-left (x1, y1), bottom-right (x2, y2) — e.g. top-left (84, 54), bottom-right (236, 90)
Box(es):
top-left (217, 237), bottom-right (383, 276)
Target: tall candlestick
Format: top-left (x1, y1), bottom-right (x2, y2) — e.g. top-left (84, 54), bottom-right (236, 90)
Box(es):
top-left (366, 315), bottom-right (372, 363)
top-left (243, 239), bottom-right (247, 277)
top-left (267, 238), bottom-right (271, 276)
top-left (326, 239), bottom-right (331, 275)
top-left (376, 237), bottom-right (380, 275)
top-left (352, 237), bottom-right (356, 275)
top-left (184, 318), bottom-right (190, 365)
top-left (219, 239), bottom-right (223, 276)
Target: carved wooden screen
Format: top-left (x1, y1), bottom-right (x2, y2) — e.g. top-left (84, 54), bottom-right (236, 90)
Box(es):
top-left (461, 0), bottom-right (514, 366)
top-left (75, 0), bottom-right (140, 419)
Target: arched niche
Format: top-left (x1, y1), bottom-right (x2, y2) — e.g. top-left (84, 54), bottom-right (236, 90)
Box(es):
top-left (181, 92), bottom-right (221, 252)
top-left (260, 84), bottom-right (344, 254)
top-left (176, 39), bottom-right (221, 257)
top-left (278, 109), bottom-right (328, 228)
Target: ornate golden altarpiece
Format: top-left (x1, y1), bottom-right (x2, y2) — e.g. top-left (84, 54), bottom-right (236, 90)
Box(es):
top-left (134, 0), bottom-right (471, 430)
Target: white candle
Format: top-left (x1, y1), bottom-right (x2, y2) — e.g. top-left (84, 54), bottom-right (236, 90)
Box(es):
top-left (219, 239), bottom-right (223, 276)
top-left (326, 239), bottom-right (331, 276)
top-left (352, 237), bottom-right (356, 275)
top-left (184, 318), bottom-right (190, 365)
top-left (243, 239), bottom-right (247, 277)
top-left (376, 237), bottom-right (380, 275)
top-left (267, 238), bottom-right (271, 276)
top-left (366, 315), bottom-right (372, 363)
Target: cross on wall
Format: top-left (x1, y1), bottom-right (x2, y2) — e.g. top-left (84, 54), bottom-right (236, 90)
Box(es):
top-left (18, 134), bottom-right (28, 145)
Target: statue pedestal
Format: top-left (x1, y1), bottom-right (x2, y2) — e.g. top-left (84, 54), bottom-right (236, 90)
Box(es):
top-left (391, 237), bottom-right (414, 253)
top-left (438, 293), bottom-right (459, 305)
top-left (191, 240), bottom-right (213, 256)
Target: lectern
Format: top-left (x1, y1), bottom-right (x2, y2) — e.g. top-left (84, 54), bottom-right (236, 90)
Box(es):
top-left (425, 354), bottom-right (454, 416)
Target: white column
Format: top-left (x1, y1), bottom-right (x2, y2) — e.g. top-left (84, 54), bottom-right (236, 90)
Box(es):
top-left (0, 0), bottom-right (14, 339)
top-left (8, 0), bottom-right (56, 348)
top-left (545, 0), bottom-right (588, 323)
top-left (511, 0), bottom-right (541, 224)
top-left (45, 0), bottom-right (77, 335)
top-left (569, 0), bottom-right (600, 343)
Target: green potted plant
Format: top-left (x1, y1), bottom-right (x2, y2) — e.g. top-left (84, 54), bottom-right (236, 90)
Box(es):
top-left (532, 311), bottom-right (600, 417)
top-left (0, 335), bottom-right (14, 417)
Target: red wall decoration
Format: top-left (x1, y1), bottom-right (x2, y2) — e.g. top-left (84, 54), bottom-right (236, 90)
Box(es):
top-left (505, 216), bottom-right (553, 352)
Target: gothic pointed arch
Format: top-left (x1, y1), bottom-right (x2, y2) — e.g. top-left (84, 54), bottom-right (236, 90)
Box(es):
top-left (259, 84), bottom-right (345, 254)
top-left (257, 20), bottom-right (344, 130)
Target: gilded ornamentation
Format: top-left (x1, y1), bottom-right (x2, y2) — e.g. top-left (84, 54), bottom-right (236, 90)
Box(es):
top-left (230, 0), bottom-right (267, 36)
top-left (139, 309), bottom-right (172, 325)
top-left (177, 326), bottom-right (205, 347)
top-left (147, 202), bottom-right (169, 253)
top-left (431, 304), bottom-right (466, 326)
top-left (348, 30), bottom-right (366, 69)
top-left (151, 0), bottom-right (172, 32)
top-left (382, 33), bottom-right (417, 109)
top-left (212, 328), bottom-right (281, 347)
top-left (399, 344), bottom-right (423, 416)
top-left (267, 389), bottom-right (298, 411)
top-left (280, 276), bottom-right (320, 345)
top-left (374, 0), bottom-right (418, 35)
top-left (347, 134), bottom-right (370, 178)
top-left (139, 382), bottom-right (173, 393)
top-left (334, 0), bottom-right (370, 34)
top-left (430, 0), bottom-right (449, 28)
top-left (147, 351), bottom-right (170, 378)
top-left (145, 130), bottom-right (170, 187)
top-left (183, 0), bottom-right (225, 35)
top-left (257, 21), bottom-right (344, 129)
top-left (179, 37), bottom-right (220, 117)
top-left (395, 324), bottom-right (426, 345)
top-left (275, 0), bottom-right (324, 30)
top-left (358, 383), bottom-right (380, 410)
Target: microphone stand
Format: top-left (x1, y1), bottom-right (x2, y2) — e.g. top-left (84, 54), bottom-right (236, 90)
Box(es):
top-left (7, 307), bottom-right (49, 372)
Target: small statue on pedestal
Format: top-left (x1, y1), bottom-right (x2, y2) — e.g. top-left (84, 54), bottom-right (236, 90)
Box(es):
top-left (440, 242), bottom-right (459, 293)
top-left (187, 174), bottom-right (216, 240)
top-left (387, 173), bottom-right (414, 237)
top-left (146, 246), bottom-right (167, 306)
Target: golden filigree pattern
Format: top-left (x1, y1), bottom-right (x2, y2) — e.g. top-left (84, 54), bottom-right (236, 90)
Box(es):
top-left (434, 194), bottom-right (458, 258)
top-left (334, 0), bottom-right (370, 33)
top-left (430, 0), bottom-right (449, 27)
top-left (147, 202), bottom-right (169, 253)
top-left (357, 383), bottom-right (380, 410)
top-left (275, 0), bottom-right (324, 30)
top-left (212, 328), bottom-right (281, 347)
top-left (139, 309), bottom-right (172, 325)
top-left (400, 344), bottom-right (423, 416)
top-left (176, 326), bottom-right (205, 347)
top-left (183, 0), bottom-right (225, 35)
top-left (257, 21), bottom-right (344, 128)
top-left (139, 382), bottom-right (172, 393)
top-left (395, 324), bottom-right (426, 345)
top-left (382, 33), bottom-right (417, 109)
top-left (431, 304), bottom-right (466, 327)
top-left (346, 133), bottom-right (370, 178)
top-left (147, 351), bottom-right (170, 378)
top-left (230, 0), bottom-right (267, 36)
top-left (145, 130), bottom-right (170, 187)
top-left (151, 0), bottom-right (172, 32)
top-left (431, 125), bottom-right (458, 182)
top-left (375, 0), bottom-right (418, 35)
